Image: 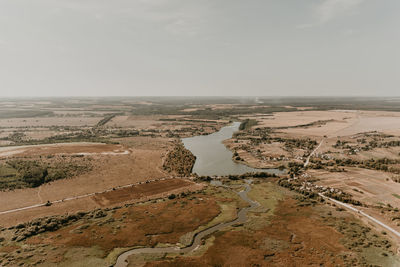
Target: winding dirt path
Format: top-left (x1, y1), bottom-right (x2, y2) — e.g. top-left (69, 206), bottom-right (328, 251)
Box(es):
top-left (114, 180), bottom-right (259, 267)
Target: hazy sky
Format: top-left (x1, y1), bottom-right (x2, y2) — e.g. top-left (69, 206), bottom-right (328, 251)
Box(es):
top-left (0, 0), bottom-right (399, 97)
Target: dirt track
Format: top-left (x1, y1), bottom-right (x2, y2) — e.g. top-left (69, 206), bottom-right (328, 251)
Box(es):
top-left (320, 193), bottom-right (400, 242)
top-left (0, 178), bottom-right (200, 227)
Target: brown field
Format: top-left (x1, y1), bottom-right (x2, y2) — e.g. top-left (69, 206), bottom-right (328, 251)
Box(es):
top-left (1, 178), bottom-right (201, 228)
top-left (310, 168), bottom-right (400, 207)
top-left (91, 178), bottom-right (201, 207)
top-left (253, 110), bottom-right (355, 129)
top-left (0, 142), bottom-right (126, 157)
top-left (248, 110), bottom-right (400, 138)
top-left (0, 117), bottom-right (102, 127)
top-left (22, 130), bottom-right (60, 140)
top-left (0, 137), bottom-right (173, 226)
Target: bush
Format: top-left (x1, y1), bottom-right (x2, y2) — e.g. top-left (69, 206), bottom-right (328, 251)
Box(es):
top-left (16, 162), bottom-right (48, 187)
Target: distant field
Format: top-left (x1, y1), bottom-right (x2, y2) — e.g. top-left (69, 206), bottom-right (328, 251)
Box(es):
top-left (0, 117), bottom-right (103, 127)
top-left (0, 109), bottom-right (54, 119)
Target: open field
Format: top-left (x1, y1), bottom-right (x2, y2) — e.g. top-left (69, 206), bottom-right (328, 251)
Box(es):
top-left (242, 110), bottom-right (400, 138)
top-left (0, 142), bottom-right (125, 157)
top-left (0, 138), bottom-right (172, 226)
top-left (0, 178), bottom-right (201, 228)
top-left (0, 117), bottom-right (103, 128)
top-left (310, 168), bottom-right (400, 207)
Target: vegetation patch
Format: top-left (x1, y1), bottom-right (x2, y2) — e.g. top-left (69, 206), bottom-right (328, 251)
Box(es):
top-left (239, 119), bottom-right (258, 130)
top-left (163, 142), bottom-right (196, 176)
top-left (320, 210), bottom-right (400, 266)
top-left (392, 193), bottom-right (400, 199)
top-left (0, 156), bottom-right (92, 190)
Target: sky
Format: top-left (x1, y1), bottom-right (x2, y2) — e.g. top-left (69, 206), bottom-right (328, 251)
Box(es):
top-left (0, 0), bottom-right (399, 97)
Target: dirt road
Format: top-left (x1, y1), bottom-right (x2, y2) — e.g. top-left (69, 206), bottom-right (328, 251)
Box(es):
top-left (0, 177), bottom-right (173, 216)
top-left (304, 139), bottom-right (324, 167)
top-left (319, 193), bottom-right (400, 240)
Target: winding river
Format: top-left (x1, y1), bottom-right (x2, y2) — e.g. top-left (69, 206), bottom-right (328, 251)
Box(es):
top-left (114, 180), bottom-right (259, 267)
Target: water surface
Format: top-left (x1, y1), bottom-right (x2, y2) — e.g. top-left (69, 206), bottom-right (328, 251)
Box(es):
top-left (182, 122), bottom-right (283, 176)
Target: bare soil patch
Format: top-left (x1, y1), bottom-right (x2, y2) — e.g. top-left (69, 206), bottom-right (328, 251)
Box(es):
top-left (92, 179), bottom-right (197, 206)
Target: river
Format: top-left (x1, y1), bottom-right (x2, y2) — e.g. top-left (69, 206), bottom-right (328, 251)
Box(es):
top-left (182, 122), bottom-right (283, 176)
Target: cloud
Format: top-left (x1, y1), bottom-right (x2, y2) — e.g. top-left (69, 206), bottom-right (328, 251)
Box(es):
top-left (315, 0), bottom-right (366, 23)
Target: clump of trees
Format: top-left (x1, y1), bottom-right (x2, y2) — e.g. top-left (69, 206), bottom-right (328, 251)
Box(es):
top-left (1, 158), bottom-right (91, 189)
top-left (163, 143), bottom-right (196, 176)
top-left (12, 161), bottom-right (48, 187)
top-left (278, 178), bottom-right (318, 200)
top-left (288, 162), bottom-right (303, 177)
top-left (334, 157), bottom-right (400, 174)
top-left (282, 138), bottom-right (317, 151)
top-left (324, 191), bottom-right (362, 206)
top-left (239, 119), bottom-right (258, 131)
top-left (227, 172), bottom-right (277, 180)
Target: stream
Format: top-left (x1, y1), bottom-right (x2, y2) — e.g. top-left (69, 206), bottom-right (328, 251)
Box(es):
top-left (114, 180), bottom-right (259, 267)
